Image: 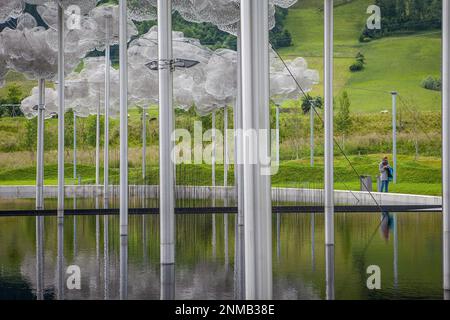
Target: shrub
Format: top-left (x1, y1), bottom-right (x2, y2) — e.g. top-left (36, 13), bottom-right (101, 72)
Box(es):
top-left (421, 76), bottom-right (441, 91)
top-left (349, 61), bottom-right (364, 72)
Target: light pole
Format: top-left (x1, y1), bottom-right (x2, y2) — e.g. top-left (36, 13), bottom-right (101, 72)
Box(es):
top-left (391, 91), bottom-right (398, 184)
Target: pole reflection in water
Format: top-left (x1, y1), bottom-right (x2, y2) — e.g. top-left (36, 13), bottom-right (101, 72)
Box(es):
top-left (35, 216), bottom-right (44, 300)
top-left (161, 264), bottom-right (175, 300)
top-left (393, 213), bottom-right (398, 289)
top-left (325, 244), bottom-right (335, 300)
top-left (143, 215), bottom-right (148, 266)
top-left (212, 214), bottom-right (217, 259)
top-left (276, 213), bottom-right (281, 262)
top-left (120, 235), bottom-right (128, 300)
top-left (445, 229), bottom-right (450, 299)
top-left (104, 215), bottom-right (110, 300)
top-left (224, 214), bottom-right (229, 270)
top-left (234, 222), bottom-right (245, 300)
top-left (311, 212), bottom-right (315, 272)
top-left (57, 218), bottom-right (64, 300)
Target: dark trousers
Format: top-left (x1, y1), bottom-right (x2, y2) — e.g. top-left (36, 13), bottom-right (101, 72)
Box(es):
top-left (381, 180), bottom-right (389, 193)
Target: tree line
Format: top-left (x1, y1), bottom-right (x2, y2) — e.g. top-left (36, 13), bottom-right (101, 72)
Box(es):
top-left (361, 0), bottom-right (442, 41)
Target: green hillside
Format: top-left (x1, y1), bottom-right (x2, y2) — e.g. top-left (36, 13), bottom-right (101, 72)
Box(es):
top-left (279, 0), bottom-right (442, 113)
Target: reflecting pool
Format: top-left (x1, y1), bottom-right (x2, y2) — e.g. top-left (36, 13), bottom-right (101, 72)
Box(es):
top-left (0, 201), bottom-right (444, 300)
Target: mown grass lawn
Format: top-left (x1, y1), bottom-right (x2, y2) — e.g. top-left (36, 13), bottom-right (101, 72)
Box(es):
top-left (0, 154), bottom-right (442, 196)
top-left (278, 0), bottom-right (442, 113)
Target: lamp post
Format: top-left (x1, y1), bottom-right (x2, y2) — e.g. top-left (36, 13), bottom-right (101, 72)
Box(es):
top-left (391, 91), bottom-right (398, 184)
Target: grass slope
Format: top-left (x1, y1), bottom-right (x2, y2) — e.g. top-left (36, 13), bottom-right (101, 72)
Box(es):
top-left (279, 0), bottom-right (442, 113)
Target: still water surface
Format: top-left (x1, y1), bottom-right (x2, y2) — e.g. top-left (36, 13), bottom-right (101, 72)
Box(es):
top-left (0, 199), bottom-right (444, 300)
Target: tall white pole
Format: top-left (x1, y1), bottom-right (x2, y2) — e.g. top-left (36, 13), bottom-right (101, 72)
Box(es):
top-left (57, 4), bottom-right (65, 217)
top-left (95, 100), bottom-right (100, 196)
top-left (158, 0), bottom-right (175, 266)
top-left (119, 0), bottom-right (128, 236)
top-left (391, 91), bottom-right (398, 184)
top-left (224, 106), bottom-right (228, 190)
top-left (104, 17), bottom-right (111, 209)
top-left (212, 111), bottom-right (216, 190)
top-left (442, 0), bottom-right (450, 292)
top-left (36, 79), bottom-right (45, 210)
top-left (324, 0), bottom-right (335, 300)
top-left (310, 106), bottom-right (314, 167)
top-left (275, 105), bottom-right (280, 165)
top-left (73, 112), bottom-right (77, 180)
top-left (235, 28), bottom-right (245, 228)
top-left (324, 0), bottom-right (334, 247)
top-left (142, 109), bottom-right (147, 182)
top-left (241, 0), bottom-right (272, 300)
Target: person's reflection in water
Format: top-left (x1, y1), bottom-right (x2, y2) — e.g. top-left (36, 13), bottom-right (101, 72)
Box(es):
top-left (380, 211), bottom-right (394, 241)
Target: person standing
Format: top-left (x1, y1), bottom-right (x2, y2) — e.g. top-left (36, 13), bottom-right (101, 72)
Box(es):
top-left (379, 157), bottom-right (392, 193)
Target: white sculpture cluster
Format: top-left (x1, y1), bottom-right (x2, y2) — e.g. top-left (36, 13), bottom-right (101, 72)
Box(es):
top-left (0, 1), bottom-right (318, 117)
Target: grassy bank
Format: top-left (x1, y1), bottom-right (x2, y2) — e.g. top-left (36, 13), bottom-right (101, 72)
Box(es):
top-left (0, 153), bottom-right (441, 196)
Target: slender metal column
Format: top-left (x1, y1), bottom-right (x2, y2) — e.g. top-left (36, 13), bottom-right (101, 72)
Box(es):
top-left (443, 0), bottom-right (450, 292)
top-left (234, 28), bottom-right (244, 228)
top-left (224, 106), bottom-right (229, 266)
top-left (95, 100), bottom-right (101, 206)
top-left (212, 111), bottom-right (216, 191)
top-left (233, 29), bottom-right (245, 296)
top-left (224, 106), bottom-right (228, 190)
top-left (212, 111), bottom-right (217, 257)
top-left (142, 109), bottom-right (147, 182)
top-left (324, 0), bottom-right (334, 247)
top-left (119, 0), bottom-right (128, 236)
top-left (310, 106), bottom-right (314, 167)
top-left (275, 105), bottom-right (280, 165)
top-left (241, 0), bottom-right (272, 300)
top-left (391, 91), bottom-right (398, 184)
top-left (158, 0), bottom-right (175, 265)
top-left (73, 112), bottom-right (77, 180)
top-left (104, 17), bottom-right (111, 209)
top-left (36, 79), bottom-right (45, 210)
top-left (57, 5), bottom-right (65, 216)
